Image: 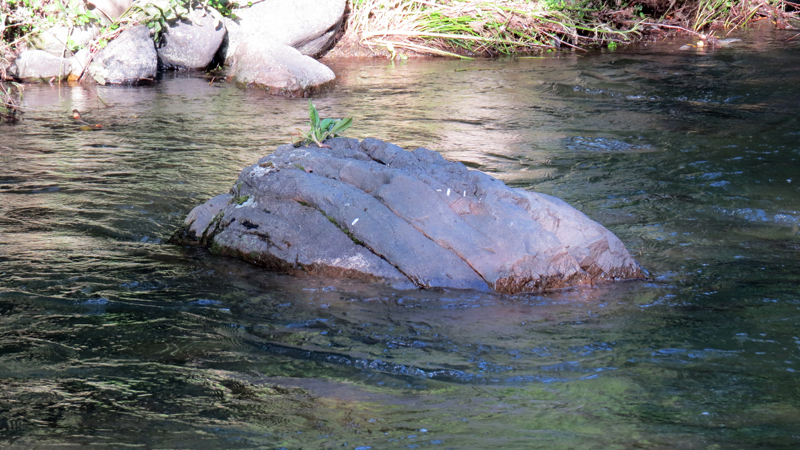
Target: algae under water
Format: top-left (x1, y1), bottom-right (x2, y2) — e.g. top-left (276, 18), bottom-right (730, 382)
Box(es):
top-left (1, 28), bottom-right (800, 448)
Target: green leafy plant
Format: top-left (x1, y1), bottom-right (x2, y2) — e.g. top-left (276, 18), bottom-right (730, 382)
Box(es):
top-left (292, 100), bottom-right (353, 148)
top-left (130, 0), bottom-right (190, 35)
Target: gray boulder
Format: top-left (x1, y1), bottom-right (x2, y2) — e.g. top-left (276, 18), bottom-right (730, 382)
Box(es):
top-left (88, 25), bottom-right (157, 84)
top-left (228, 39), bottom-right (335, 96)
top-left (158, 8), bottom-right (226, 70)
top-left (173, 138), bottom-right (646, 293)
top-left (224, 0), bottom-right (346, 63)
top-left (8, 50), bottom-right (71, 81)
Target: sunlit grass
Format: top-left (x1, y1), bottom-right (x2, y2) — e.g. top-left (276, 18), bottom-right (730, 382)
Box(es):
top-left (345, 0), bottom-right (797, 57)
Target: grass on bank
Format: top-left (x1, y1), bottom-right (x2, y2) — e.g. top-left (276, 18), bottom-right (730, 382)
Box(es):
top-left (1, 0), bottom-right (798, 66)
top-left (343, 0), bottom-right (799, 57)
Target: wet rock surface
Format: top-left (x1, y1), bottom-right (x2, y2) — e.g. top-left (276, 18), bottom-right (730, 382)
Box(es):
top-left (173, 138), bottom-right (646, 293)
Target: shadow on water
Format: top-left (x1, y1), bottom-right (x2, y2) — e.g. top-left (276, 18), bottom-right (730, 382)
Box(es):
top-left (2, 27), bottom-right (800, 448)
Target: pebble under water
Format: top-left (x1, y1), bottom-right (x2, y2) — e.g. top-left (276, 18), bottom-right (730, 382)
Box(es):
top-left (1, 28), bottom-right (800, 448)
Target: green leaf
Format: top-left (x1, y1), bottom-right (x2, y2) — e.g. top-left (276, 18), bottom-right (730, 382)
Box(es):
top-left (319, 118), bottom-right (335, 131)
top-left (328, 117), bottom-right (353, 136)
top-left (294, 101), bottom-right (353, 147)
top-left (308, 100), bottom-right (320, 128)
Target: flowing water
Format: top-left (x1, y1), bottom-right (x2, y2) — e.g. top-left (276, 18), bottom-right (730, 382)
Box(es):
top-left (2, 28), bottom-right (800, 448)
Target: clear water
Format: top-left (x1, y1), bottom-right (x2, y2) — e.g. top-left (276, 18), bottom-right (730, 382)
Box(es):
top-left (2, 28), bottom-right (800, 448)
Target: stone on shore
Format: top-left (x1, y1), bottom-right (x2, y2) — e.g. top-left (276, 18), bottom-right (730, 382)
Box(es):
top-left (228, 39), bottom-right (335, 96)
top-left (8, 50), bottom-right (71, 82)
top-left (173, 138), bottom-right (646, 293)
top-left (223, 0), bottom-right (346, 63)
top-left (157, 8), bottom-right (226, 70)
top-left (87, 25), bottom-right (157, 84)
top-left (28, 25), bottom-right (99, 57)
top-left (69, 48), bottom-right (92, 80)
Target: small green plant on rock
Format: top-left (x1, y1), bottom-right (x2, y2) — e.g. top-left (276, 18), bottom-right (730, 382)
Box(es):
top-left (292, 100), bottom-right (352, 148)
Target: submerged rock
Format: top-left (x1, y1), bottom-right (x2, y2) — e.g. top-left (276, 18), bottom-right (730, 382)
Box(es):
top-left (173, 138), bottom-right (646, 293)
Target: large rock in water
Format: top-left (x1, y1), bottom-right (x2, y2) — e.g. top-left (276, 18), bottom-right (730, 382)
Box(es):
top-left (173, 138), bottom-right (646, 293)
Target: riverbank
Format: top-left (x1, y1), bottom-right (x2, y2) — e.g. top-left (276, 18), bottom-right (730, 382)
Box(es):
top-left (2, 1), bottom-right (798, 64)
top-left (1, 0), bottom-right (798, 114)
top-left (331, 0), bottom-right (799, 58)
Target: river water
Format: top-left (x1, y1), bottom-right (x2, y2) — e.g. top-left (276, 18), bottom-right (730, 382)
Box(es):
top-left (2, 28), bottom-right (799, 448)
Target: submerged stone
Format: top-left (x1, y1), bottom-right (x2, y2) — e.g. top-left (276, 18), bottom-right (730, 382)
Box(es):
top-left (172, 138), bottom-right (646, 293)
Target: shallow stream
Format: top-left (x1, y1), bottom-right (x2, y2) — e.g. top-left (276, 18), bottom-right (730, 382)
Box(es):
top-left (2, 28), bottom-right (800, 448)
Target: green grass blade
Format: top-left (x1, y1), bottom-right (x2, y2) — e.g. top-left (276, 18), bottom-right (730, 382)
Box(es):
top-left (308, 100), bottom-right (320, 128)
top-left (329, 117), bottom-right (353, 136)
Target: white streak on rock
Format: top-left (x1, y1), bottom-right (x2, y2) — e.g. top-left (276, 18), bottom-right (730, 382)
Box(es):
top-left (235, 197), bottom-right (256, 209)
top-left (250, 166), bottom-right (272, 177)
